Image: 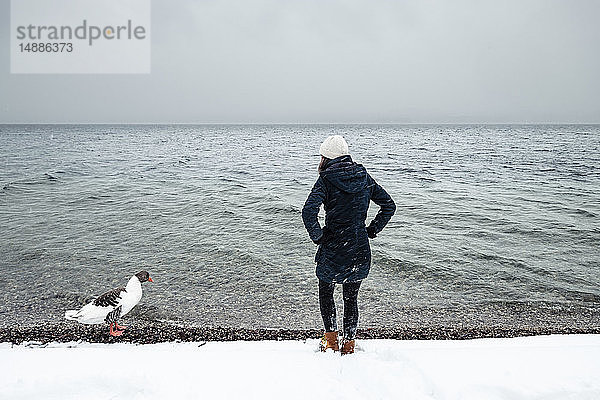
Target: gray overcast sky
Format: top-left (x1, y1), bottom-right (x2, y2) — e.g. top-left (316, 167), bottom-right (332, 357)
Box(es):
top-left (1, 0), bottom-right (599, 123)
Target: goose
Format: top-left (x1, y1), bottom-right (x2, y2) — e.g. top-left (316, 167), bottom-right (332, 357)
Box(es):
top-left (65, 270), bottom-right (153, 336)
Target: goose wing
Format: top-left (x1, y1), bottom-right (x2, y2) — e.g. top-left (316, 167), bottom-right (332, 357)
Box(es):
top-left (65, 286), bottom-right (127, 324)
top-left (94, 287), bottom-right (127, 307)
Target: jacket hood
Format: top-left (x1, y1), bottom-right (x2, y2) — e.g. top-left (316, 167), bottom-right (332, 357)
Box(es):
top-left (320, 155), bottom-right (367, 194)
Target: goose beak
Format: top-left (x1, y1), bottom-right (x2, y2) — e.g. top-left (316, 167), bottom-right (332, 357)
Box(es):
top-left (148, 277), bottom-right (154, 282)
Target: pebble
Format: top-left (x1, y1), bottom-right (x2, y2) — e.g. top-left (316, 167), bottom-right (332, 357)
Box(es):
top-left (2, 321), bottom-right (599, 345)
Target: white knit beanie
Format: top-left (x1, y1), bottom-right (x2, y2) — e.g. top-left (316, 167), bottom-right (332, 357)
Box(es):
top-left (319, 135), bottom-right (349, 159)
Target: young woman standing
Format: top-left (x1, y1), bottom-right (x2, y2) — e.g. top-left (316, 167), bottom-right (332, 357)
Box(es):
top-left (302, 135), bottom-right (396, 355)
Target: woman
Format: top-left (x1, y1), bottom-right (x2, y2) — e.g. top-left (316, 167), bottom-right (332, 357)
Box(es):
top-left (302, 135), bottom-right (396, 355)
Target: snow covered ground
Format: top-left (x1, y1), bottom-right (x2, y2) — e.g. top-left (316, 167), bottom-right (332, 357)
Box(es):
top-left (1, 335), bottom-right (599, 400)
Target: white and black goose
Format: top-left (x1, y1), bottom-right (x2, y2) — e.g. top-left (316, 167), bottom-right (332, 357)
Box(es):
top-left (65, 270), bottom-right (153, 336)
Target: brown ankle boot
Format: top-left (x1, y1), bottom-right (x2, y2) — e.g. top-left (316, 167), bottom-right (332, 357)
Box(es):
top-left (320, 331), bottom-right (339, 352)
top-left (341, 339), bottom-right (355, 355)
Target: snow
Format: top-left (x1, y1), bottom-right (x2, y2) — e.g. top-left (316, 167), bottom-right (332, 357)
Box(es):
top-left (1, 335), bottom-right (599, 400)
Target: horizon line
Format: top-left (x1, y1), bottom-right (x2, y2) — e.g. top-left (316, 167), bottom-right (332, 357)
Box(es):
top-left (1, 122), bottom-right (599, 126)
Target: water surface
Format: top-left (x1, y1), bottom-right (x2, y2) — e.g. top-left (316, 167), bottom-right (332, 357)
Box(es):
top-left (1, 124), bottom-right (599, 329)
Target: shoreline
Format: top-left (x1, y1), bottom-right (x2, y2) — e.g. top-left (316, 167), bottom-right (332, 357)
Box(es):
top-left (3, 321), bottom-right (599, 345)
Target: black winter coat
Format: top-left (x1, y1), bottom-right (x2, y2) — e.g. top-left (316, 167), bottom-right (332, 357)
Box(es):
top-left (302, 155), bottom-right (396, 283)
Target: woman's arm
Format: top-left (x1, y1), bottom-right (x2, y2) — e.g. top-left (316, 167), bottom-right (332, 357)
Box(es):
top-left (302, 177), bottom-right (327, 243)
top-left (366, 175), bottom-right (396, 236)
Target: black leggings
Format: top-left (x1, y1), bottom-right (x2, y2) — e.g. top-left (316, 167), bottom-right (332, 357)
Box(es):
top-left (318, 279), bottom-right (362, 340)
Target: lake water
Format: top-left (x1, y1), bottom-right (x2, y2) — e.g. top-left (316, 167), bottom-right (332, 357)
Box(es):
top-left (1, 124), bottom-right (599, 330)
